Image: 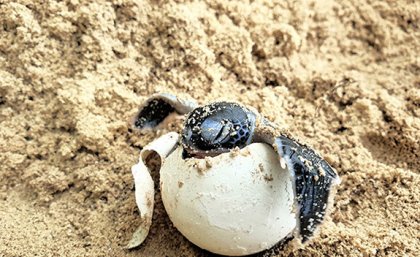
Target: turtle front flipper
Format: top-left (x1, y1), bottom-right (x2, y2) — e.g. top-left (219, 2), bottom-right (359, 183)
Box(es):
top-left (253, 117), bottom-right (340, 243)
top-left (274, 135), bottom-right (340, 243)
top-left (134, 93), bottom-right (197, 129)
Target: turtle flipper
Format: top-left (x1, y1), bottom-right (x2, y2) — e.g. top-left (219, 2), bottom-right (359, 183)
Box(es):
top-left (253, 117), bottom-right (340, 242)
top-left (274, 135), bottom-right (340, 242)
top-left (134, 93), bottom-right (197, 129)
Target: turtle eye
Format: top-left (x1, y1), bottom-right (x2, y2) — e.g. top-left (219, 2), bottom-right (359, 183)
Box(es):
top-left (201, 118), bottom-right (232, 145)
top-left (182, 102), bottom-right (256, 156)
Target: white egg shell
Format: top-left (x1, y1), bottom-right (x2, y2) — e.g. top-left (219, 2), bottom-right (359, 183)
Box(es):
top-left (160, 143), bottom-right (296, 256)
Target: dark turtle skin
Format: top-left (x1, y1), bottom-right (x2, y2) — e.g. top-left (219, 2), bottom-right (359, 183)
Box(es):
top-left (182, 102), bottom-right (257, 157)
top-left (134, 98), bottom-right (175, 129)
top-left (275, 136), bottom-right (338, 242)
top-left (134, 93), bottom-right (340, 244)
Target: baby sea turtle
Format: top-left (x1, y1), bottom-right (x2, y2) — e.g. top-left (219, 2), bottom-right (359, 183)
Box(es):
top-left (129, 93), bottom-right (340, 256)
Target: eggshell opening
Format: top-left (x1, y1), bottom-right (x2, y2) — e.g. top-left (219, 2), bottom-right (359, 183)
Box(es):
top-left (160, 143), bottom-right (296, 256)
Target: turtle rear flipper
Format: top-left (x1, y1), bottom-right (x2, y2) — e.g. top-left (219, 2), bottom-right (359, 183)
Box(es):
top-left (134, 93), bottom-right (197, 129)
top-left (275, 135), bottom-right (340, 242)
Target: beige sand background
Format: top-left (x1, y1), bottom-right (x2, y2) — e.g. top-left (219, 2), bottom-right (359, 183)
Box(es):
top-left (0, 0), bottom-right (419, 256)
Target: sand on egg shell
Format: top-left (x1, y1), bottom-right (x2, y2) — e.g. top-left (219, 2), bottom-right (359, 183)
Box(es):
top-left (0, 0), bottom-right (419, 257)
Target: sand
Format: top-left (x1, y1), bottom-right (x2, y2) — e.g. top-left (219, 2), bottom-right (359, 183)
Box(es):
top-left (0, 0), bottom-right (419, 256)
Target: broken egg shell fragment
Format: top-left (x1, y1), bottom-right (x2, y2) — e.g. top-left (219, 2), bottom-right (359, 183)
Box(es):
top-left (160, 143), bottom-right (296, 256)
top-left (128, 132), bottom-right (179, 249)
top-left (140, 132), bottom-right (180, 163)
top-left (128, 161), bottom-right (154, 249)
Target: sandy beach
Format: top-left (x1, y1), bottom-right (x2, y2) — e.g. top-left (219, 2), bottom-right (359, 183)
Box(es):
top-left (0, 0), bottom-right (419, 256)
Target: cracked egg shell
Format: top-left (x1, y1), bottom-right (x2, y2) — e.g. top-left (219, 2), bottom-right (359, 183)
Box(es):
top-left (160, 143), bottom-right (296, 256)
